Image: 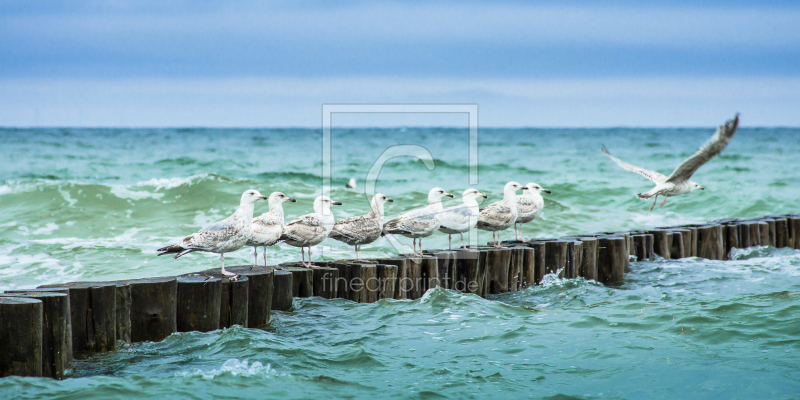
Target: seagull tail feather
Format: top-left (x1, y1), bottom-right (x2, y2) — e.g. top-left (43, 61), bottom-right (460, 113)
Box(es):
top-left (157, 244), bottom-right (185, 256)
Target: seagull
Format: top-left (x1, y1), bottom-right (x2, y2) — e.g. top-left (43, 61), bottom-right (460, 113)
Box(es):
top-left (157, 189), bottom-right (267, 278)
top-left (279, 195), bottom-right (342, 267)
top-left (438, 188), bottom-right (487, 250)
top-left (515, 183), bottom-right (550, 241)
top-left (346, 178), bottom-right (357, 189)
top-left (329, 193), bottom-right (393, 260)
top-left (602, 113), bottom-right (740, 211)
top-left (245, 192), bottom-right (296, 267)
top-left (384, 187), bottom-right (454, 256)
top-left (477, 182), bottom-right (526, 248)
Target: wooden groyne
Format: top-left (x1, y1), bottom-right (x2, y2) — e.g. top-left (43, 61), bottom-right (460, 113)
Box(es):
top-left (1, 213), bottom-right (798, 378)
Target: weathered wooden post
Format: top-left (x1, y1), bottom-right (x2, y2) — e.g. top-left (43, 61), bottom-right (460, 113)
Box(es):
top-left (773, 218), bottom-right (789, 248)
top-left (453, 249), bottom-right (484, 296)
top-left (419, 257), bottom-right (440, 294)
top-left (39, 282), bottom-right (117, 352)
top-left (121, 277), bottom-right (176, 342)
top-left (508, 247), bottom-right (525, 291)
top-left (430, 251), bottom-right (457, 289)
top-left (226, 266), bottom-right (274, 328)
top-left (736, 222), bottom-right (752, 249)
top-left (312, 266), bottom-right (339, 299)
top-left (763, 219), bottom-right (777, 246)
top-left (484, 248), bottom-right (511, 294)
top-left (632, 235), bottom-right (648, 261)
top-left (669, 231), bottom-right (685, 259)
top-left (647, 230), bottom-right (671, 260)
top-left (284, 266), bottom-right (314, 298)
top-left (0, 298), bottom-right (42, 378)
top-left (544, 240), bottom-right (568, 277)
top-left (218, 276), bottom-right (248, 329)
top-left (746, 221), bottom-right (761, 247)
top-left (403, 257), bottom-right (424, 300)
top-left (527, 242), bottom-right (546, 285)
top-left (757, 221), bottom-right (770, 247)
top-left (597, 236), bottom-right (625, 283)
top-left (375, 263), bottom-right (398, 300)
top-left (375, 258), bottom-right (408, 300)
top-left (176, 276), bottom-right (221, 333)
top-left (1, 292), bottom-right (68, 379)
top-left (723, 224), bottom-right (739, 259)
top-left (272, 270), bottom-right (294, 311)
top-left (518, 246), bottom-right (536, 288)
top-left (789, 216), bottom-right (800, 249)
top-left (6, 288), bottom-right (73, 368)
top-left (578, 238), bottom-right (598, 280)
top-left (697, 225), bottom-right (724, 260)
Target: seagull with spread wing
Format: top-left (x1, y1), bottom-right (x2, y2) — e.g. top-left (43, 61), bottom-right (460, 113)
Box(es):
top-left (601, 113), bottom-right (740, 211)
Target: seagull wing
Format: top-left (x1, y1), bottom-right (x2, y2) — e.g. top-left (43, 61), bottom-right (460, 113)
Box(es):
top-left (601, 144), bottom-right (667, 184)
top-left (280, 214), bottom-right (324, 243)
top-left (665, 113), bottom-right (740, 183)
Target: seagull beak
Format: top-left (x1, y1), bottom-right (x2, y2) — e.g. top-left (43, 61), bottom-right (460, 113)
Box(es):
top-left (387, 198), bottom-right (394, 203)
top-left (543, 189), bottom-right (552, 194)
top-left (332, 201), bottom-right (343, 206)
top-left (288, 197), bottom-right (297, 202)
top-left (699, 187), bottom-right (705, 190)
top-left (446, 193), bottom-right (455, 198)
top-left (522, 187), bottom-right (529, 190)
top-left (481, 194), bottom-right (488, 199)
top-left (261, 196), bottom-right (268, 200)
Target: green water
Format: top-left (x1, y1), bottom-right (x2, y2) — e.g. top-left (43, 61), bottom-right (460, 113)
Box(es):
top-left (1, 127), bottom-right (799, 399)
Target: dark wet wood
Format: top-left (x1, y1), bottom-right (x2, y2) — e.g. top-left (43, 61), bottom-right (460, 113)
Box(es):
top-left (597, 236), bottom-right (625, 283)
top-left (0, 297), bottom-right (42, 378)
top-left (402, 257), bottom-right (424, 300)
top-left (429, 251), bottom-right (457, 289)
top-left (647, 229), bottom-right (671, 260)
top-left (508, 247), bottom-right (525, 291)
top-left (7, 288), bottom-right (73, 367)
top-left (375, 263), bottom-right (398, 300)
top-left (723, 224), bottom-right (739, 259)
top-left (418, 257), bottom-right (440, 295)
top-left (0, 292), bottom-right (68, 379)
top-left (453, 249), bottom-right (484, 295)
top-left (271, 270), bottom-right (294, 311)
top-left (176, 276), bottom-right (221, 333)
top-left (285, 267), bottom-right (314, 298)
top-left (225, 266), bottom-right (274, 328)
top-left (526, 242), bottom-right (546, 285)
top-left (789, 217), bottom-right (800, 249)
top-left (757, 221), bottom-right (770, 247)
top-left (375, 258), bottom-right (408, 300)
top-left (39, 281), bottom-right (117, 352)
top-left (669, 231), bottom-right (685, 259)
top-left (312, 267), bottom-right (339, 299)
top-left (576, 238), bottom-right (598, 280)
top-left (115, 277), bottom-right (175, 343)
top-left (483, 248), bottom-right (512, 294)
top-left (763, 219), bottom-right (777, 247)
top-left (772, 218), bottom-right (789, 248)
top-left (697, 225), bottom-right (724, 260)
top-left (632, 235), bottom-right (648, 261)
top-left (543, 240), bottom-right (568, 277)
top-left (516, 246), bottom-right (536, 288)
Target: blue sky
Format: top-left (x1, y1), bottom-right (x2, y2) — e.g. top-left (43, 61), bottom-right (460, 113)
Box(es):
top-left (1, 0), bottom-right (799, 127)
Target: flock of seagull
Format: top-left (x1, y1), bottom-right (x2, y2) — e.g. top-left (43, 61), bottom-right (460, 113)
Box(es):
top-left (157, 114), bottom-right (740, 277)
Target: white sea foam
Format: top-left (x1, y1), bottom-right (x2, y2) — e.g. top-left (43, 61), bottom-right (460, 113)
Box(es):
top-left (110, 185), bottom-right (164, 200)
top-left (136, 174), bottom-right (209, 191)
top-left (0, 185), bottom-right (11, 195)
top-left (33, 222), bottom-right (59, 235)
top-left (177, 359), bottom-right (279, 379)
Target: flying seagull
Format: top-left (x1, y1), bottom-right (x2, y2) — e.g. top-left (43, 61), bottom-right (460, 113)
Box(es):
top-left (602, 113), bottom-right (739, 211)
top-left (157, 189), bottom-right (268, 278)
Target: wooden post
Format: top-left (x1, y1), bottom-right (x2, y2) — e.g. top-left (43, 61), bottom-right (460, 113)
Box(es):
top-left (697, 225), bottom-right (724, 260)
top-left (0, 298), bottom-right (42, 378)
top-left (746, 221), bottom-right (761, 247)
top-left (757, 221), bottom-right (770, 247)
top-left (454, 249), bottom-right (484, 296)
top-left (790, 217), bottom-right (800, 249)
top-left (1, 292), bottom-right (68, 379)
top-left (773, 218), bottom-right (789, 248)
top-left (647, 230), bottom-right (671, 260)
top-left (484, 248), bottom-right (511, 294)
top-left (632, 235), bottom-right (647, 261)
top-left (419, 257), bottom-right (440, 294)
top-left (403, 257), bottom-right (424, 300)
top-left (508, 247), bottom-right (525, 291)
top-left (544, 241), bottom-right (568, 277)
top-left (518, 247), bottom-right (536, 288)
top-left (375, 264), bottom-right (398, 300)
top-left (39, 282), bottom-right (116, 352)
top-left (668, 231), bottom-right (685, 259)
top-left (736, 222), bottom-right (752, 249)
top-left (723, 224), bottom-right (739, 259)
top-left (763, 219), bottom-right (777, 246)
top-left (576, 238), bottom-right (597, 280)
top-left (375, 258), bottom-right (408, 300)
top-left (312, 267), bottom-right (339, 299)
top-left (284, 267), bottom-right (314, 298)
top-left (218, 276), bottom-right (249, 329)
top-left (430, 251), bottom-right (457, 289)
top-left (528, 242), bottom-right (546, 285)
top-left (341, 263), bottom-right (378, 303)
top-left (120, 277), bottom-right (176, 343)
top-left (226, 266), bottom-right (274, 328)
top-left (597, 236), bottom-right (625, 283)
top-left (113, 283), bottom-right (132, 343)
top-left (176, 276), bottom-right (221, 333)
top-left (7, 288), bottom-right (73, 368)
top-left (272, 270), bottom-right (294, 311)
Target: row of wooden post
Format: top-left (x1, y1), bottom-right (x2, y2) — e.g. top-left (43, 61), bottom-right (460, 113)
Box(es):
top-left (2, 213), bottom-right (798, 379)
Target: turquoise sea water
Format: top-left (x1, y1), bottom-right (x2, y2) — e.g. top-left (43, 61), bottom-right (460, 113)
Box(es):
top-left (1, 127), bottom-right (799, 399)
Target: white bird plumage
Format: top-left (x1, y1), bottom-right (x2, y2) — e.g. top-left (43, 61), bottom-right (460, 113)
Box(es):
top-left (514, 182), bottom-right (550, 242)
top-left (602, 113), bottom-right (740, 211)
top-left (329, 193), bottom-right (393, 260)
top-left (476, 182), bottom-right (525, 248)
top-left (157, 189), bottom-right (268, 278)
top-left (438, 188), bottom-right (487, 250)
top-left (245, 192), bottom-right (296, 267)
top-left (384, 187), bottom-right (454, 256)
top-left (279, 195), bottom-right (342, 267)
